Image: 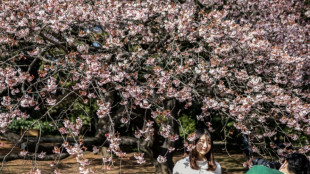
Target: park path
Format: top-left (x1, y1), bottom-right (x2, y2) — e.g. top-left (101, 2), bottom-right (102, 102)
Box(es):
top-left (0, 140), bottom-right (245, 173)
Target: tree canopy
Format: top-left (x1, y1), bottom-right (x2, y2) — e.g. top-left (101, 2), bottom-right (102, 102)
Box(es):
top-left (1, 0), bottom-right (310, 173)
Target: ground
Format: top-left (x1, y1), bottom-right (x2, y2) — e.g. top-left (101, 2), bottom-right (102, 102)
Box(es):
top-left (0, 140), bottom-right (246, 174)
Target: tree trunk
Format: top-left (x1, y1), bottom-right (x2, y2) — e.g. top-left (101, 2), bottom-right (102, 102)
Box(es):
top-left (157, 99), bottom-right (180, 174)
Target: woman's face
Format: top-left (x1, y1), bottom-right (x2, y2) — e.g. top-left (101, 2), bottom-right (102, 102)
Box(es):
top-left (196, 134), bottom-right (211, 156)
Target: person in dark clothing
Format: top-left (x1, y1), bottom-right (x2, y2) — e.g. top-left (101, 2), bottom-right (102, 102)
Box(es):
top-left (247, 153), bottom-right (310, 174)
top-left (279, 153), bottom-right (310, 174)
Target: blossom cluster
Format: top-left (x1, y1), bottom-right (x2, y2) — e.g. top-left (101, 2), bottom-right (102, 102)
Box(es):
top-left (135, 120), bottom-right (155, 142)
top-left (62, 117), bottom-right (83, 136)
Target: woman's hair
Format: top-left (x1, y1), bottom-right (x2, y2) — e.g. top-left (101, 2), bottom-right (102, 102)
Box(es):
top-left (286, 153), bottom-right (310, 174)
top-left (189, 127), bottom-right (216, 171)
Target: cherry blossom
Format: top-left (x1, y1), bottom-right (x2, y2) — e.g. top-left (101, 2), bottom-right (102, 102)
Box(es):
top-left (157, 155), bottom-right (167, 164)
top-left (19, 150), bottom-right (28, 156)
top-left (134, 153), bottom-right (146, 164)
top-left (0, 0), bottom-right (310, 171)
top-left (92, 146), bottom-right (99, 154)
top-left (38, 151), bottom-right (46, 159)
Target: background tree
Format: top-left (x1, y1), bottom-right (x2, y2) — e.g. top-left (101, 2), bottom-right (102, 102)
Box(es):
top-left (0, 0), bottom-right (310, 173)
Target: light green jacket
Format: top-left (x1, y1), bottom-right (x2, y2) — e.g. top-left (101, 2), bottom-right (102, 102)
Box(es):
top-left (246, 165), bottom-right (283, 174)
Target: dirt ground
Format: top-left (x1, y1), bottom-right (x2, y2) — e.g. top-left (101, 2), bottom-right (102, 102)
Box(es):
top-left (0, 140), bottom-right (246, 174)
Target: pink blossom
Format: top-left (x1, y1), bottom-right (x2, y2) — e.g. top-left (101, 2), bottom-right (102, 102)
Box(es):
top-left (28, 169), bottom-right (41, 174)
top-left (21, 112), bottom-right (30, 119)
top-left (151, 111), bottom-right (161, 119)
top-left (92, 146), bottom-right (99, 154)
top-left (186, 144), bottom-right (196, 151)
top-left (187, 133), bottom-right (196, 142)
top-left (46, 98), bottom-right (57, 106)
top-left (27, 48), bottom-right (40, 57)
top-left (134, 153), bottom-right (146, 164)
top-left (77, 44), bottom-right (89, 53)
top-left (19, 150), bottom-right (28, 156)
top-left (168, 147), bottom-right (175, 153)
top-left (20, 95), bottom-right (36, 107)
top-left (135, 131), bottom-right (142, 138)
top-left (46, 77), bottom-right (57, 93)
top-left (120, 117), bottom-right (128, 124)
top-left (146, 120), bottom-right (154, 127)
top-left (102, 156), bottom-right (112, 163)
top-left (52, 146), bottom-right (61, 154)
top-left (62, 142), bottom-right (69, 148)
top-left (139, 100), bottom-right (151, 109)
top-left (306, 127), bottom-right (310, 135)
top-left (66, 144), bottom-right (83, 154)
top-left (169, 134), bottom-right (179, 142)
top-left (97, 102), bottom-right (111, 118)
top-left (157, 155), bottom-right (167, 163)
top-left (1, 96), bottom-right (11, 107)
top-left (58, 127), bottom-right (68, 134)
top-left (159, 124), bottom-right (171, 138)
top-left (290, 134), bottom-right (298, 141)
top-left (16, 28), bottom-right (29, 38)
top-left (38, 151), bottom-right (46, 159)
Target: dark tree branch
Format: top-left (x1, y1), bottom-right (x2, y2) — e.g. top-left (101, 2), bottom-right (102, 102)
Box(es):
top-left (0, 153), bottom-right (69, 161)
top-left (39, 33), bottom-right (69, 54)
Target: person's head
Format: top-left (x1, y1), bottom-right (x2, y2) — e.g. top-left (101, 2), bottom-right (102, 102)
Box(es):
top-left (189, 127), bottom-right (216, 171)
top-left (279, 153), bottom-right (310, 174)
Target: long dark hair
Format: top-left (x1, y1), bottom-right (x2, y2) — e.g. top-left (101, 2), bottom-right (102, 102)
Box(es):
top-left (189, 127), bottom-right (216, 171)
top-left (286, 153), bottom-right (310, 174)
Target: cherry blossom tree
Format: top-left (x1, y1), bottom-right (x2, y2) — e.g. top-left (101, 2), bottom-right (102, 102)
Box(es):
top-left (1, 0), bottom-right (310, 173)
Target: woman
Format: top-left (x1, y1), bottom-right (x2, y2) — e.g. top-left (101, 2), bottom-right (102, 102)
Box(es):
top-left (173, 127), bottom-right (222, 174)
